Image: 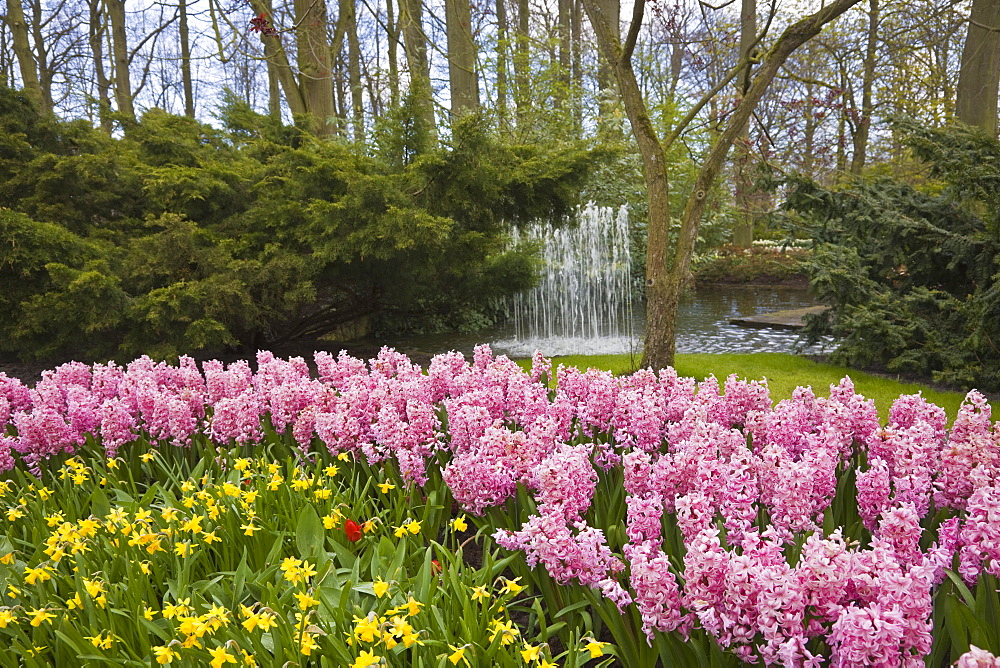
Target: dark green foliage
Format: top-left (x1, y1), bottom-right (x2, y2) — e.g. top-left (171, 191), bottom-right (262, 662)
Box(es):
top-left (692, 245), bottom-right (809, 284)
top-left (0, 87), bottom-right (594, 362)
top-left (781, 119), bottom-right (1000, 390)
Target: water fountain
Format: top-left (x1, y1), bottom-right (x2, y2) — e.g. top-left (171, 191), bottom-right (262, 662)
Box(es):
top-left (494, 205), bottom-right (640, 357)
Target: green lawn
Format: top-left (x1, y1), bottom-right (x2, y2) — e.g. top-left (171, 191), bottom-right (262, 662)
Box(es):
top-left (533, 352), bottom-right (990, 424)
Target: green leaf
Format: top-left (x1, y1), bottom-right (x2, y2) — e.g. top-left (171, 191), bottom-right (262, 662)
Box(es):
top-left (295, 504), bottom-right (324, 558)
top-left (89, 487), bottom-right (111, 520)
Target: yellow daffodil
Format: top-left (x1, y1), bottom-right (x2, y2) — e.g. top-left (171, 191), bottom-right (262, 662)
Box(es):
top-left (23, 566), bottom-right (52, 585)
top-left (0, 610), bottom-right (15, 627)
top-left (152, 645), bottom-right (179, 664)
top-left (323, 464), bottom-right (339, 477)
top-left (208, 646), bottom-right (237, 667)
top-left (401, 596), bottom-right (423, 616)
top-left (181, 514), bottom-right (204, 533)
top-left (583, 638), bottom-right (607, 657)
top-left (0, 552), bottom-right (13, 565)
top-left (373, 578), bottom-right (390, 598)
top-left (350, 649), bottom-right (381, 667)
top-left (300, 633), bottom-right (319, 656)
top-left (160, 508), bottom-right (179, 522)
top-left (470, 585), bottom-right (490, 602)
top-left (27, 607), bottom-right (57, 627)
top-left (83, 578), bottom-right (104, 597)
top-left (202, 530), bottom-right (221, 544)
top-left (377, 481), bottom-right (395, 493)
top-left (240, 522), bottom-right (259, 536)
top-left (520, 643), bottom-right (541, 663)
top-left (353, 614), bottom-right (382, 643)
top-left (489, 618), bottom-right (519, 646)
top-left (140, 452), bottom-right (156, 463)
top-left (448, 644), bottom-right (470, 666)
top-left (450, 515), bottom-right (468, 532)
top-left (501, 577), bottom-right (524, 595)
top-left (85, 632), bottom-right (114, 649)
top-left (293, 591), bottom-right (320, 610)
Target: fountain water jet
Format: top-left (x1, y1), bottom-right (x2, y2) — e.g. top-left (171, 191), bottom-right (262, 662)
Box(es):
top-left (494, 204), bottom-right (639, 357)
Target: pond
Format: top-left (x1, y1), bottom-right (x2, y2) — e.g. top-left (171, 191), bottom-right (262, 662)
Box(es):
top-left (393, 284), bottom-right (832, 359)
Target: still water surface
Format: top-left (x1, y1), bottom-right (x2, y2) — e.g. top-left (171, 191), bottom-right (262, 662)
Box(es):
top-left (394, 285), bottom-right (831, 359)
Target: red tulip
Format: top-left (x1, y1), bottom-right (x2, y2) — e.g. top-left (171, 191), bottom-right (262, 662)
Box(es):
top-left (431, 559), bottom-right (442, 575)
top-left (344, 519), bottom-right (362, 542)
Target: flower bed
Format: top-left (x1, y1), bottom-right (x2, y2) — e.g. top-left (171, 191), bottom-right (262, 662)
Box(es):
top-left (1, 346), bottom-right (999, 666)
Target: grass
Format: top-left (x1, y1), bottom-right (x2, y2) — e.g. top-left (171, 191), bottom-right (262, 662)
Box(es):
top-left (536, 352), bottom-right (989, 424)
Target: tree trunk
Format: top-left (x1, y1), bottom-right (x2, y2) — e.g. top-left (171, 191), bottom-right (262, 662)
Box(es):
top-left (571, 0), bottom-right (583, 131)
top-left (956, 0), bottom-right (1000, 135)
top-left (446, 0), bottom-right (479, 115)
top-left (556, 0), bottom-right (570, 108)
top-left (107, 0), bottom-right (136, 125)
top-left (496, 0), bottom-right (508, 124)
top-left (583, 0), bottom-right (862, 370)
top-left (86, 0), bottom-right (113, 133)
top-left (343, 0), bottom-right (364, 142)
top-left (5, 0), bottom-right (44, 112)
top-left (386, 0), bottom-right (400, 110)
top-left (250, 0), bottom-right (308, 120)
top-left (179, 0), bottom-right (195, 118)
top-left (850, 0), bottom-right (879, 174)
top-left (514, 0), bottom-right (530, 124)
top-left (295, 0), bottom-right (335, 136)
top-left (29, 0), bottom-right (54, 113)
top-left (581, 0), bottom-right (671, 368)
top-left (400, 0), bottom-right (435, 130)
top-left (732, 0), bottom-right (757, 248)
top-left (595, 0), bottom-right (619, 137)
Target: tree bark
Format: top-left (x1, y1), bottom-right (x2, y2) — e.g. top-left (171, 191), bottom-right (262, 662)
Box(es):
top-left (107, 0), bottom-right (136, 125)
top-left (249, 0), bottom-right (308, 120)
top-left (514, 0), bottom-right (530, 124)
top-left (446, 0), bottom-right (479, 115)
top-left (595, 0), bottom-right (619, 136)
top-left (295, 0), bottom-right (335, 136)
top-left (496, 0), bottom-right (508, 124)
top-left (581, 0), bottom-right (671, 369)
top-left (399, 0), bottom-right (435, 130)
top-left (28, 0), bottom-right (54, 113)
top-left (732, 0), bottom-right (757, 248)
top-left (583, 0), bottom-right (862, 370)
top-left (386, 0), bottom-right (400, 110)
top-left (850, 0), bottom-right (879, 174)
top-left (86, 0), bottom-right (113, 133)
top-left (179, 0), bottom-right (195, 118)
top-left (343, 0), bottom-right (364, 141)
top-left (956, 0), bottom-right (1000, 135)
top-left (556, 0), bottom-right (571, 108)
top-left (571, 0), bottom-right (583, 130)
top-left (5, 0), bottom-right (45, 111)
